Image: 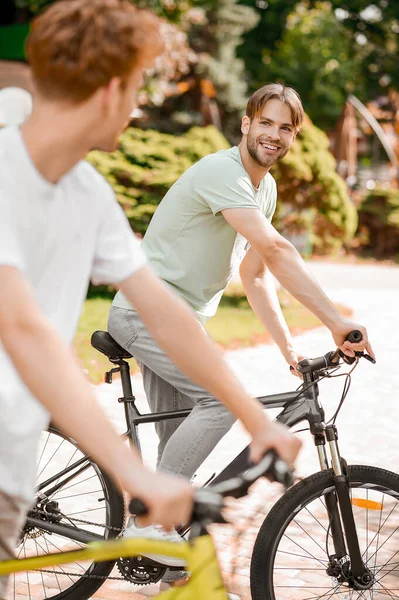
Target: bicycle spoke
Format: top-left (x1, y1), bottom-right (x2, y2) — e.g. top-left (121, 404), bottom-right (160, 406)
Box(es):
top-left (304, 504), bottom-right (330, 535)
top-left (374, 552), bottom-right (399, 582)
top-left (277, 549), bottom-right (329, 562)
top-left (293, 518), bottom-right (329, 557)
top-left (37, 439), bottom-right (66, 480)
top-left (367, 522), bottom-right (399, 568)
top-left (363, 497), bottom-right (397, 561)
top-left (37, 432), bottom-right (51, 475)
top-left (377, 581), bottom-right (399, 599)
top-left (56, 473), bottom-right (98, 493)
top-left (55, 490), bottom-right (103, 501)
top-left (64, 507), bottom-right (105, 517)
top-left (42, 537), bottom-right (62, 592)
top-left (34, 538), bottom-right (48, 598)
top-left (23, 546), bottom-right (32, 599)
top-left (280, 533), bottom-right (329, 568)
top-left (42, 536), bottom-right (87, 573)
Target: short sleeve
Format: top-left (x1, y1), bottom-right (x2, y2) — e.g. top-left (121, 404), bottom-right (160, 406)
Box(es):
top-left (265, 175), bottom-right (277, 222)
top-left (194, 156), bottom-right (260, 216)
top-left (0, 196), bottom-right (25, 272)
top-left (91, 188), bottom-right (147, 286)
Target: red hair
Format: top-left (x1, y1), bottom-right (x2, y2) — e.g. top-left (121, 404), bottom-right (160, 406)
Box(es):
top-left (26, 0), bottom-right (163, 102)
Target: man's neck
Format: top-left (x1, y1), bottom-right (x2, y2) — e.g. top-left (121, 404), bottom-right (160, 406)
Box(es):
top-left (237, 140), bottom-right (269, 189)
top-left (20, 108), bottom-right (92, 184)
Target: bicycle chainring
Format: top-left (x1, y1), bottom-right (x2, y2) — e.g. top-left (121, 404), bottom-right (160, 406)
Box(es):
top-left (117, 556), bottom-right (166, 585)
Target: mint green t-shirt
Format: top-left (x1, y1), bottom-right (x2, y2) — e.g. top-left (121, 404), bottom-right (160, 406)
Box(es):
top-left (113, 146), bottom-right (277, 323)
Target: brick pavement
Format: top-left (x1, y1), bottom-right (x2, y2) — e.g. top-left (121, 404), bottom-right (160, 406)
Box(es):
top-left (8, 263), bottom-right (399, 599)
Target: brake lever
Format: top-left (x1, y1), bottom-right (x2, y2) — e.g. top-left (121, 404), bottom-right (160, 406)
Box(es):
top-left (337, 349), bottom-right (376, 365)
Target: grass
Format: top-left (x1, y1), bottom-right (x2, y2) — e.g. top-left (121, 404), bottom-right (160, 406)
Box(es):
top-left (75, 284), bottom-right (351, 383)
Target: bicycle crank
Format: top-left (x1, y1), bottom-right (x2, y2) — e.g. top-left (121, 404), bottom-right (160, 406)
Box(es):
top-left (117, 556), bottom-right (166, 585)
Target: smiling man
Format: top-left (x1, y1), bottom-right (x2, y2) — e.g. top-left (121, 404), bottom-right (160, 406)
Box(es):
top-left (108, 83), bottom-right (373, 584)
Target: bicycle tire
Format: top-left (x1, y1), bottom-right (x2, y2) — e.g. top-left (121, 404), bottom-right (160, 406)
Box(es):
top-left (250, 465), bottom-right (399, 600)
top-left (10, 426), bottom-right (125, 600)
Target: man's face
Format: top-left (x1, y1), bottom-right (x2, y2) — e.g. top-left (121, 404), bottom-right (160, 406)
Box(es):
top-left (243, 99), bottom-right (297, 169)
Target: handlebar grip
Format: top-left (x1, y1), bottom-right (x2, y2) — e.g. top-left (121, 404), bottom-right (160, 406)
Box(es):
top-left (345, 330), bottom-right (362, 344)
top-left (129, 498), bottom-right (148, 517)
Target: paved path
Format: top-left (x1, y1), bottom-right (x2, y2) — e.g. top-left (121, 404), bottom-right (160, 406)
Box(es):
top-left (11, 262), bottom-right (399, 599)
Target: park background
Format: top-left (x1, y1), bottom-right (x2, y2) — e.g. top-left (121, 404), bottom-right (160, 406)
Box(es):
top-left (1, 0), bottom-right (399, 381)
top-left (2, 4), bottom-right (399, 598)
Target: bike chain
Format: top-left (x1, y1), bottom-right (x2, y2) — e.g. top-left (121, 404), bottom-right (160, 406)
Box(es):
top-left (24, 506), bottom-right (127, 581)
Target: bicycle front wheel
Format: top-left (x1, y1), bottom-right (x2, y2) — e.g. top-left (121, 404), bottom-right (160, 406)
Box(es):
top-left (251, 465), bottom-right (399, 600)
top-left (8, 426), bottom-right (125, 600)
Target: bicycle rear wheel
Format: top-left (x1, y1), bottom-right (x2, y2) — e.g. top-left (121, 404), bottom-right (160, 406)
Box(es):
top-left (8, 426), bottom-right (125, 600)
top-left (251, 465), bottom-right (399, 600)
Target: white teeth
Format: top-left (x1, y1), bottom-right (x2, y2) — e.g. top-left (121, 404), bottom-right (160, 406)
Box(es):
top-left (260, 143), bottom-right (278, 151)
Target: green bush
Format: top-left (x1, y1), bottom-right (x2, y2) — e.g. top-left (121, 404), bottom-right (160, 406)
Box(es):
top-left (88, 126), bottom-right (229, 234)
top-left (357, 188), bottom-right (399, 258)
top-left (88, 121), bottom-right (356, 254)
top-left (272, 119), bottom-right (358, 255)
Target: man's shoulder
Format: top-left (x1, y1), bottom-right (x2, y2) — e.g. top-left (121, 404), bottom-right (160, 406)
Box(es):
top-left (72, 160), bottom-right (109, 190)
top-left (69, 160), bottom-right (117, 217)
top-left (194, 147), bottom-right (246, 183)
top-left (197, 147), bottom-right (242, 169)
top-left (0, 126), bottom-right (18, 162)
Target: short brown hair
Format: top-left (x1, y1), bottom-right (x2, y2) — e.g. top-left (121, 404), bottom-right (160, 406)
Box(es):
top-left (26, 0), bottom-right (163, 102)
top-left (246, 83), bottom-right (304, 130)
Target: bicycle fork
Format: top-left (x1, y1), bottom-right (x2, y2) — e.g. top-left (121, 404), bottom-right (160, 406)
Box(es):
top-left (315, 425), bottom-right (374, 590)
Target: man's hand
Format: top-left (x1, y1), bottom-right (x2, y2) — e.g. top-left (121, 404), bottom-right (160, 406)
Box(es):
top-left (125, 469), bottom-right (194, 530)
top-left (249, 416), bottom-right (302, 467)
top-left (285, 349), bottom-right (305, 378)
top-left (331, 319), bottom-right (375, 360)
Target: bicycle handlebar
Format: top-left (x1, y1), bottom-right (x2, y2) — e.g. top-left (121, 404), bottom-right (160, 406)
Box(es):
top-left (296, 330), bottom-right (375, 375)
top-left (128, 450), bottom-right (293, 524)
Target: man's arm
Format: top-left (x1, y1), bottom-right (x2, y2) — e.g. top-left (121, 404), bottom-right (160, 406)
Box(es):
top-left (0, 265), bottom-right (193, 529)
top-left (239, 248), bottom-right (300, 373)
top-left (119, 265), bottom-right (302, 464)
top-left (222, 208), bottom-right (374, 357)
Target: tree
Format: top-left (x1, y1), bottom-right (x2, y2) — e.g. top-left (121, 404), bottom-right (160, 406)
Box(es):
top-left (239, 0), bottom-right (399, 128)
top-left (190, 0), bottom-right (259, 139)
top-left (272, 116), bottom-right (358, 254)
top-left (262, 2), bottom-right (363, 129)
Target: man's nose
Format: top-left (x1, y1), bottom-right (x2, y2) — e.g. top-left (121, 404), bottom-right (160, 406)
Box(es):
top-left (268, 126), bottom-right (281, 141)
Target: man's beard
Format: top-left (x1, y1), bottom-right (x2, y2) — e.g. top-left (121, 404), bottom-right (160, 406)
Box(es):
top-left (247, 135), bottom-right (288, 168)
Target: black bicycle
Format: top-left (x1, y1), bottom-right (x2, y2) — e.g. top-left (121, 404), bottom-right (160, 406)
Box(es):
top-left (11, 330), bottom-right (399, 600)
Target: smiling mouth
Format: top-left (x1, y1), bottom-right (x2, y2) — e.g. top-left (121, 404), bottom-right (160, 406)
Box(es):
top-left (259, 141), bottom-right (280, 152)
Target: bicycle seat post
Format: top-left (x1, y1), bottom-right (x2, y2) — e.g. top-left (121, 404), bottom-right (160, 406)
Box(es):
top-left (113, 359), bottom-right (142, 453)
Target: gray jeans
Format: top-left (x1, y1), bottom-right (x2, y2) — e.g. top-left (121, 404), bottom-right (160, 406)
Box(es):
top-left (0, 491), bottom-right (29, 599)
top-left (108, 306), bottom-right (236, 479)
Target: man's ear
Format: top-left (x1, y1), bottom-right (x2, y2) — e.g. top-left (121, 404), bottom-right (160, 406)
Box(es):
top-left (102, 77), bottom-right (122, 118)
top-left (241, 115), bottom-right (251, 136)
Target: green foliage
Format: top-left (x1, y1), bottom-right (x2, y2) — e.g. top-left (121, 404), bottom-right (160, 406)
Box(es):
top-left (133, 0), bottom-right (217, 25)
top-left (239, 0), bottom-right (399, 129)
top-left (358, 188), bottom-right (399, 258)
top-left (87, 125), bottom-right (230, 234)
top-left (190, 0), bottom-right (259, 139)
top-left (247, 2), bottom-right (363, 129)
top-left (272, 119), bottom-right (358, 254)
top-left (193, 0), bottom-right (258, 111)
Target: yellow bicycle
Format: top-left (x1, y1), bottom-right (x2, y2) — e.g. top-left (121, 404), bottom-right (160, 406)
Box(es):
top-left (0, 453), bottom-right (292, 599)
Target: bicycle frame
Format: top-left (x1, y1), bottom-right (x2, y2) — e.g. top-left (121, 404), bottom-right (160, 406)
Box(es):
top-left (29, 355), bottom-right (371, 588)
top-left (0, 534), bottom-right (229, 599)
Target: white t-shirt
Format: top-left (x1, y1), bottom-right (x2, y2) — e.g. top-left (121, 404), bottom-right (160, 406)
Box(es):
top-left (0, 126), bottom-right (146, 501)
